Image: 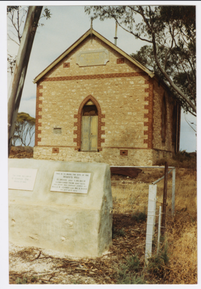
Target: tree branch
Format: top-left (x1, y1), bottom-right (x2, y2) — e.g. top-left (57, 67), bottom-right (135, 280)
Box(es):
top-left (152, 33), bottom-right (196, 113)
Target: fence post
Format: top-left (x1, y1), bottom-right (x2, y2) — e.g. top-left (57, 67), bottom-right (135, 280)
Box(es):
top-left (161, 162), bottom-right (168, 236)
top-left (157, 206), bottom-right (162, 254)
top-left (145, 184), bottom-right (157, 264)
top-left (172, 168), bottom-right (176, 216)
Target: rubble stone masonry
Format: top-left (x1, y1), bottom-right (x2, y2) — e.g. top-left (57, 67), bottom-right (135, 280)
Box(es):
top-left (34, 35), bottom-right (178, 166)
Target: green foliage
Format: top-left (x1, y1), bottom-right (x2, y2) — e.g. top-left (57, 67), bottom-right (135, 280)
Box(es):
top-left (85, 5), bottom-right (196, 115)
top-left (117, 272), bottom-right (146, 284)
top-left (124, 255), bottom-right (140, 271)
top-left (117, 254), bottom-right (146, 284)
top-left (146, 242), bottom-right (169, 278)
top-left (12, 112), bottom-right (35, 146)
top-left (131, 43), bottom-right (196, 113)
top-left (16, 277), bottom-right (27, 284)
top-left (17, 112), bottom-right (35, 124)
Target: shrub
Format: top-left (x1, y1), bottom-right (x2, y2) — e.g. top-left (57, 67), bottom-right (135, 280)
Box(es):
top-left (154, 151), bottom-right (196, 169)
top-left (146, 242), bottom-right (169, 278)
top-left (117, 272), bottom-right (146, 284)
top-left (117, 254), bottom-right (146, 284)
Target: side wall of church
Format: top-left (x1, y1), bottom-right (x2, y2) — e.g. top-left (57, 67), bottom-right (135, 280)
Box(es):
top-left (152, 79), bottom-right (178, 163)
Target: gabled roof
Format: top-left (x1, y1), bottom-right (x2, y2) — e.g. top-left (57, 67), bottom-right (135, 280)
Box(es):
top-left (33, 28), bottom-right (155, 84)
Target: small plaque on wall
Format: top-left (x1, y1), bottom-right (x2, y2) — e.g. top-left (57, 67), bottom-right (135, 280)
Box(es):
top-left (8, 168), bottom-right (37, 191)
top-left (76, 49), bottom-right (109, 67)
top-left (51, 171), bottom-right (91, 194)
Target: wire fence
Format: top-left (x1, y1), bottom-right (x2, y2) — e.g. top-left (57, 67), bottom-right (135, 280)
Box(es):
top-left (110, 165), bottom-right (176, 264)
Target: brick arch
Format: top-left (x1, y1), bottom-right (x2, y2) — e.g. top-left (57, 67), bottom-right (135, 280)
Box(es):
top-left (73, 95), bottom-right (105, 151)
top-left (78, 95), bottom-right (101, 116)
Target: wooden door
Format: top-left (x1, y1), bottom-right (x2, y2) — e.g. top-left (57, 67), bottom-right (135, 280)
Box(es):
top-left (81, 116), bottom-right (98, 151)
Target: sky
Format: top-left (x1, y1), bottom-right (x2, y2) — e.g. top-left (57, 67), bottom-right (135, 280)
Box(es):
top-left (6, 3), bottom-right (198, 152)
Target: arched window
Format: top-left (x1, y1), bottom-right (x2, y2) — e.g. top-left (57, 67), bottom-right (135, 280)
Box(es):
top-left (81, 100), bottom-right (98, 151)
top-left (161, 94), bottom-right (167, 143)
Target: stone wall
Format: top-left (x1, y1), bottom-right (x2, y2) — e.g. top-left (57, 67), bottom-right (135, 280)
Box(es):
top-left (152, 79), bottom-right (178, 155)
top-left (34, 147), bottom-right (154, 166)
top-left (34, 34), bottom-right (179, 166)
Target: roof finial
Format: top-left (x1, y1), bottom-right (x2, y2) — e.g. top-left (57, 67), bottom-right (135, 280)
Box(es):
top-left (114, 20), bottom-right (118, 46)
top-left (90, 17), bottom-right (94, 39)
top-left (91, 17), bottom-right (94, 30)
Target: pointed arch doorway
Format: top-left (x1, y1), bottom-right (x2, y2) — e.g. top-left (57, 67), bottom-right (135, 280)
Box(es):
top-left (81, 100), bottom-right (98, 151)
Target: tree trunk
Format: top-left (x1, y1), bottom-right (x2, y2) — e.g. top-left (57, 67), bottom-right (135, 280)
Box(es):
top-left (7, 6), bottom-right (42, 156)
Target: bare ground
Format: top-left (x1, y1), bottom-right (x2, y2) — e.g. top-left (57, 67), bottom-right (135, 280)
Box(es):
top-left (8, 147), bottom-right (197, 284)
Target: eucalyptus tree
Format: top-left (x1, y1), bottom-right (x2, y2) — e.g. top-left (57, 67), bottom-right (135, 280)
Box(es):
top-left (12, 113), bottom-right (35, 146)
top-left (7, 6), bottom-right (51, 155)
top-left (7, 6), bottom-right (51, 74)
top-left (85, 5), bottom-right (196, 116)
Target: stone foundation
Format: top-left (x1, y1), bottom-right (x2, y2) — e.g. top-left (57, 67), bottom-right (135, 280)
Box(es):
top-left (34, 146), bottom-right (156, 166)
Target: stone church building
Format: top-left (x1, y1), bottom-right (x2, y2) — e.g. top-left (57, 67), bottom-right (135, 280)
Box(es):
top-left (33, 28), bottom-right (180, 166)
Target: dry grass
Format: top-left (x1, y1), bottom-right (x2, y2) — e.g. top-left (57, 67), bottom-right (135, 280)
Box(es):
top-left (154, 151), bottom-right (196, 169)
top-left (164, 167), bottom-right (197, 284)
top-left (111, 152), bottom-right (197, 284)
top-left (166, 224), bottom-right (197, 284)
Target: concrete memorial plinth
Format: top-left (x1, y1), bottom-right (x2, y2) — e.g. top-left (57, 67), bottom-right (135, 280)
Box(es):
top-left (8, 159), bottom-right (113, 258)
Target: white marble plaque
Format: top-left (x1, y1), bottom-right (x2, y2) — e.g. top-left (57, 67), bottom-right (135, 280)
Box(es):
top-left (76, 49), bottom-right (109, 67)
top-left (51, 172), bottom-right (91, 194)
top-left (8, 168), bottom-right (37, 191)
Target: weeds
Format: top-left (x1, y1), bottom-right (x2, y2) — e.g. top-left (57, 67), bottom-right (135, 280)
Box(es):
top-left (146, 242), bottom-right (169, 279)
top-left (123, 255), bottom-right (140, 271)
top-left (16, 277), bottom-right (27, 284)
top-left (113, 196), bottom-right (117, 204)
top-left (117, 272), bottom-right (146, 284)
top-left (117, 254), bottom-right (146, 284)
top-left (128, 196), bottom-right (136, 205)
top-left (131, 208), bottom-right (147, 223)
top-left (116, 242), bottom-right (169, 284)
top-left (112, 227), bottom-right (125, 238)
top-left (31, 276), bottom-right (38, 282)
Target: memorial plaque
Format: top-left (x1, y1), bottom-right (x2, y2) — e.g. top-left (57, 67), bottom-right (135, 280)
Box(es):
top-left (51, 171), bottom-right (91, 194)
top-left (8, 168), bottom-right (37, 191)
top-left (76, 49), bottom-right (109, 67)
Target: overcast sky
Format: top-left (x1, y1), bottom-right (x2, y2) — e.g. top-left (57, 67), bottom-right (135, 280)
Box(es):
top-left (6, 3), bottom-right (199, 152)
